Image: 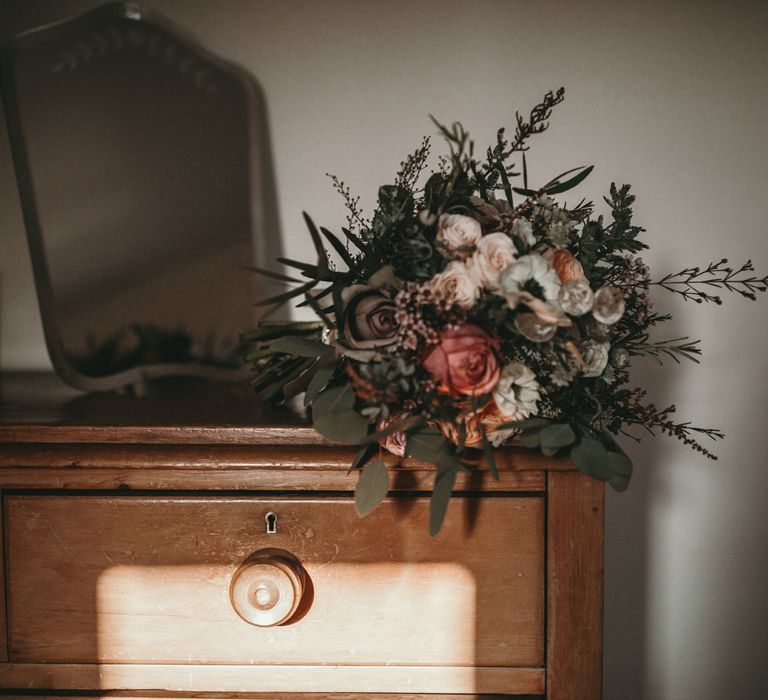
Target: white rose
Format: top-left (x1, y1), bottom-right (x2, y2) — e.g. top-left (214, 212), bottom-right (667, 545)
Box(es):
top-left (430, 260), bottom-right (481, 309)
top-left (582, 340), bottom-right (610, 377)
top-left (468, 232), bottom-right (518, 291)
top-left (436, 214), bottom-right (482, 256)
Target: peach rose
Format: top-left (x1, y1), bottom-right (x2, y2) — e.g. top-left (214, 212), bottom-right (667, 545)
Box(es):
top-left (422, 324), bottom-right (501, 396)
top-left (440, 399), bottom-right (523, 448)
top-left (552, 249), bottom-right (587, 283)
top-left (440, 412), bottom-right (485, 448)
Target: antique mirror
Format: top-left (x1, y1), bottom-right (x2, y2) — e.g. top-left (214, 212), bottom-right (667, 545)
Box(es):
top-left (0, 2), bottom-right (279, 391)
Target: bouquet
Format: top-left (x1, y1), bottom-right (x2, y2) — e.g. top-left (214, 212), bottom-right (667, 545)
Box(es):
top-left (244, 88), bottom-right (767, 534)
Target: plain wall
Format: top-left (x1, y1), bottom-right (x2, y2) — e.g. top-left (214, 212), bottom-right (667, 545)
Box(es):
top-left (1, 1), bottom-right (767, 697)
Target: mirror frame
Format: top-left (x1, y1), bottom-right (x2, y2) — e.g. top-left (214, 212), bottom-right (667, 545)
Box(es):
top-left (0, 1), bottom-right (279, 392)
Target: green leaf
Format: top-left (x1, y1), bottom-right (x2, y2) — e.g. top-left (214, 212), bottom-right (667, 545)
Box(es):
top-left (545, 165), bottom-right (594, 195)
top-left (481, 430), bottom-right (499, 482)
top-left (254, 281), bottom-right (316, 307)
top-left (247, 265), bottom-right (304, 284)
top-left (304, 363), bottom-right (336, 407)
top-left (520, 431), bottom-right (541, 448)
top-left (539, 423), bottom-right (577, 450)
top-left (314, 409), bottom-right (369, 444)
top-left (312, 384), bottom-right (370, 444)
top-left (270, 335), bottom-right (334, 358)
top-left (303, 212), bottom-right (330, 278)
top-left (522, 152), bottom-right (529, 191)
top-left (429, 459), bottom-right (458, 536)
top-left (341, 227), bottom-right (370, 254)
top-left (496, 417), bottom-right (552, 432)
top-left (362, 415), bottom-right (425, 444)
top-left (320, 226), bottom-right (356, 268)
top-left (355, 459), bottom-right (390, 516)
top-left (405, 427), bottom-right (452, 464)
top-left (349, 441), bottom-right (377, 473)
top-left (570, 436), bottom-right (633, 491)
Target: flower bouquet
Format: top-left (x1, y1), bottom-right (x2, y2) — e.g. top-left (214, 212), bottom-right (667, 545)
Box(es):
top-left (244, 88), bottom-right (767, 534)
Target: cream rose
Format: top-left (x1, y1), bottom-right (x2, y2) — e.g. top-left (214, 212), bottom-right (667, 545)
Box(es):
top-left (436, 213), bottom-right (482, 256)
top-left (430, 260), bottom-right (481, 309)
top-left (468, 232), bottom-right (518, 291)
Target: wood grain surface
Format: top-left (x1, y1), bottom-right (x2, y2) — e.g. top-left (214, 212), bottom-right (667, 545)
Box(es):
top-left (0, 662), bottom-right (546, 694)
top-left (6, 494), bottom-right (545, 668)
top-left (546, 471), bottom-right (604, 700)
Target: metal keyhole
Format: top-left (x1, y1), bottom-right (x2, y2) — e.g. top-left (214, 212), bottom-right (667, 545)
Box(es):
top-left (265, 512), bottom-right (278, 534)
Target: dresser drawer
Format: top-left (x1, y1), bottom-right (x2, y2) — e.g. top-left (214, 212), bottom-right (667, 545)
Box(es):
top-left (4, 492), bottom-right (544, 693)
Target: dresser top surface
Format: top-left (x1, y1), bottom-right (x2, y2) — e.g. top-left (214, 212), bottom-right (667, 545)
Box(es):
top-left (0, 372), bottom-right (321, 445)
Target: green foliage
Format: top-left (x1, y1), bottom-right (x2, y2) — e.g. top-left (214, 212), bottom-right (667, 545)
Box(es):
top-left (311, 384), bottom-right (370, 444)
top-left (570, 434), bottom-right (632, 492)
top-left (355, 459), bottom-right (390, 516)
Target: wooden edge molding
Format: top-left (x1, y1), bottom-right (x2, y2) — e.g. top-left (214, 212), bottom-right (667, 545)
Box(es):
top-left (546, 471), bottom-right (605, 700)
top-left (0, 663), bottom-right (545, 695)
top-left (0, 466), bottom-right (545, 492)
top-left (0, 443), bottom-right (572, 472)
top-left (0, 695), bottom-right (544, 700)
top-left (0, 694), bottom-right (540, 700)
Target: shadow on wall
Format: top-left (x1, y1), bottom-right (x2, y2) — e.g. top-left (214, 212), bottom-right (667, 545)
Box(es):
top-left (603, 358), bottom-right (660, 700)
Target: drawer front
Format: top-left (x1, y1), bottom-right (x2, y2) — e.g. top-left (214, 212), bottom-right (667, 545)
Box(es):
top-left (5, 494), bottom-right (544, 668)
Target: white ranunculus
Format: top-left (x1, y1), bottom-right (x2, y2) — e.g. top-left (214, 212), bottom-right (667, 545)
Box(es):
top-left (498, 253), bottom-right (561, 307)
top-left (493, 362), bottom-right (541, 418)
top-left (559, 279), bottom-right (595, 316)
top-left (581, 340), bottom-right (610, 377)
top-left (436, 213), bottom-right (482, 255)
top-left (468, 232), bottom-right (518, 291)
top-left (430, 260), bottom-right (481, 309)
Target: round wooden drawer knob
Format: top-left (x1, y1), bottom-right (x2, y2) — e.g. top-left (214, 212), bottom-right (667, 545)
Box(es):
top-left (229, 548), bottom-right (307, 626)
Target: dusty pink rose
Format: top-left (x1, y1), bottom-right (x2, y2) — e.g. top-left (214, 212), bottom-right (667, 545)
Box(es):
top-left (376, 414), bottom-right (409, 457)
top-left (422, 324), bottom-right (501, 396)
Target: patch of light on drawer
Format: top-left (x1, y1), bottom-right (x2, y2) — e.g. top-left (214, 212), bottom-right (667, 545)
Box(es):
top-left (97, 562), bottom-right (476, 665)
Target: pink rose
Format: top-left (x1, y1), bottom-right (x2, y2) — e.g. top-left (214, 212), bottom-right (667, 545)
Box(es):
top-left (422, 324), bottom-right (501, 396)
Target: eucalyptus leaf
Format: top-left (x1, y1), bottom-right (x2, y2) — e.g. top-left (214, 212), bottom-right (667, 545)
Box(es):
top-left (405, 427), bottom-right (452, 464)
top-left (539, 423), bottom-right (577, 450)
top-left (311, 383), bottom-right (354, 416)
top-left (429, 459), bottom-right (458, 536)
top-left (313, 409), bottom-right (370, 444)
top-left (312, 384), bottom-right (370, 444)
top-left (481, 430), bottom-right (499, 482)
top-left (520, 431), bottom-right (541, 449)
top-left (570, 436), bottom-right (633, 491)
top-left (270, 335), bottom-right (334, 358)
top-left (355, 459), bottom-right (390, 516)
top-left (349, 441), bottom-right (377, 473)
top-left (495, 417), bottom-right (552, 432)
top-left (304, 363), bottom-right (336, 407)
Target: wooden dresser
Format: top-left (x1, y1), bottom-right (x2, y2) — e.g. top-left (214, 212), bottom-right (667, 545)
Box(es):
top-left (0, 373), bottom-right (603, 699)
